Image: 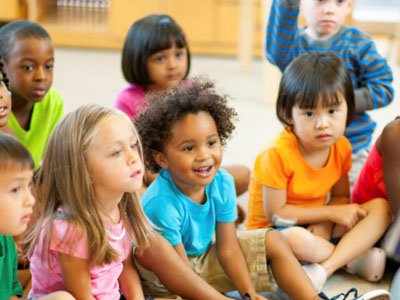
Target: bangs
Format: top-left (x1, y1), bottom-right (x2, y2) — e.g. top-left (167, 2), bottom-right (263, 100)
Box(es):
top-left (295, 75), bottom-right (344, 110)
top-left (147, 26), bottom-right (187, 55)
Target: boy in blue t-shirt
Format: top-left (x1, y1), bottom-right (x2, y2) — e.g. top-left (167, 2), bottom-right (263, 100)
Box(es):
top-left (135, 77), bottom-right (324, 299)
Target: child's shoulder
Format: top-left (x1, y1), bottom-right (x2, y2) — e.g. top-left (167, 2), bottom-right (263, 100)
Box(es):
top-left (116, 84), bottom-right (145, 101)
top-left (340, 25), bottom-right (373, 44)
top-left (38, 88), bottom-right (64, 109)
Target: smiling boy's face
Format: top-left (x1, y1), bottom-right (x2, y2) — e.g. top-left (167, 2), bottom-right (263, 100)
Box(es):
top-left (3, 37), bottom-right (54, 106)
top-left (0, 165), bottom-right (35, 236)
top-left (0, 72), bottom-right (11, 128)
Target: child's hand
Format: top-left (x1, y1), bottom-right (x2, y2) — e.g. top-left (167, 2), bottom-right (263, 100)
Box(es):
top-left (307, 221), bottom-right (334, 240)
top-left (253, 295), bottom-right (269, 300)
top-left (329, 204), bottom-right (367, 229)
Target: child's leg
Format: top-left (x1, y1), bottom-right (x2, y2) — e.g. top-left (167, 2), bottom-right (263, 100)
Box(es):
top-left (223, 165), bottom-right (250, 196)
top-left (282, 226), bottom-right (334, 263)
top-left (135, 233), bottom-right (229, 300)
top-left (265, 230), bottom-right (319, 300)
top-left (321, 198), bottom-right (391, 277)
top-left (38, 291), bottom-right (76, 300)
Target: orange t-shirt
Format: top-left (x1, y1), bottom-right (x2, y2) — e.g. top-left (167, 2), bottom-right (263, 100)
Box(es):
top-left (246, 129), bottom-right (352, 229)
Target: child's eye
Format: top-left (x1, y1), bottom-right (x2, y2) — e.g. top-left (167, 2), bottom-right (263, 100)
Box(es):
top-left (10, 186), bottom-right (21, 193)
top-left (183, 145), bottom-right (194, 152)
top-left (329, 108), bottom-right (337, 114)
top-left (45, 64), bottom-right (54, 71)
top-left (112, 149), bottom-right (123, 157)
top-left (337, 0), bottom-right (346, 4)
top-left (22, 65), bottom-right (33, 72)
top-left (175, 51), bottom-right (184, 59)
top-left (130, 142), bottom-right (139, 151)
top-left (154, 55), bottom-right (165, 62)
top-left (305, 111), bottom-right (314, 117)
top-left (208, 140), bottom-right (217, 147)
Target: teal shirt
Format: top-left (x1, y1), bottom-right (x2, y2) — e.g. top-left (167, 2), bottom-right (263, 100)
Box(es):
top-left (8, 88), bottom-right (64, 169)
top-left (0, 235), bottom-right (23, 299)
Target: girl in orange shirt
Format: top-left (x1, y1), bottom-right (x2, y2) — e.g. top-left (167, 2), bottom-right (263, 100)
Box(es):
top-left (247, 52), bottom-right (392, 290)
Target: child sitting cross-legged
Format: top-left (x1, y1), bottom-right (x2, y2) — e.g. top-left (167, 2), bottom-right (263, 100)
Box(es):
top-left (135, 77), bottom-right (323, 300)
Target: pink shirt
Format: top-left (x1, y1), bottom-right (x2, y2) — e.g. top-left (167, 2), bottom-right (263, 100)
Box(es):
top-left (29, 215), bottom-right (133, 300)
top-left (114, 84), bottom-right (147, 120)
top-left (352, 141), bottom-right (387, 204)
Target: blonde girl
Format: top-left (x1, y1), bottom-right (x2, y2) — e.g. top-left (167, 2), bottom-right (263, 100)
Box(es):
top-left (23, 104), bottom-right (153, 299)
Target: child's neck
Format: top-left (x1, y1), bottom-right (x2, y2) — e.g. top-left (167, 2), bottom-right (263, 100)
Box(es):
top-left (297, 142), bottom-right (331, 169)
top-left (11, 96), bottom-right (34, 131)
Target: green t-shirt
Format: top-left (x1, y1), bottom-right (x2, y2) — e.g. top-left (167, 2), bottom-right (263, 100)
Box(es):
top-left (0, 235), bottom-right (23, 299)
top-left (8, 88), bottom-right (64, 169)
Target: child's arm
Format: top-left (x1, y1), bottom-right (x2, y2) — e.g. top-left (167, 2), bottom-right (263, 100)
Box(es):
top-left (59, 253), bottom-right (96, 300)
top-left (215, 221), bottom-right (264, 300)
top-left (354, 40), bottom-right (393, 114)
top-left (263, 185), bottom-right (366, 229)
top-left (173, 243), bottom-right (192, 267)
top-left (266, 0), bottom-right (301, 71)
top-left (381, 120), bottom-right (400, 214)
top-left (119, 248), bottom-right (145, 300)
top-left (307, 175), bottom-right (351, 239)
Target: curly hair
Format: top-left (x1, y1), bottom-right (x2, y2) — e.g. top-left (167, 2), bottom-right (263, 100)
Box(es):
top-left (135, 77), bottom-right (237, 173)
top-left (0, 55), bottom-right (9, 89)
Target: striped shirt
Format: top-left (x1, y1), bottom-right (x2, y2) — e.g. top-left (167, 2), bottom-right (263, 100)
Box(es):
top-left (266, 0), bottom-right (394, 153)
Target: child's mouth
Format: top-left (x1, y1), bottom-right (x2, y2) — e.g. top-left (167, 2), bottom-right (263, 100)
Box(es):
top-left (194, 166), bottom-right (213, 177)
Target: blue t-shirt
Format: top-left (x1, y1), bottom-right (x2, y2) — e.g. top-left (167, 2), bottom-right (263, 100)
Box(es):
top-left (142, 169), bottom-right (238, 256)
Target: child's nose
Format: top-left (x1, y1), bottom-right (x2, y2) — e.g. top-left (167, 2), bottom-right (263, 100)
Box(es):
top-left (24, 190), bottom-right (35, 208)
top-left (34, 67), bottom-right (46, 81)
top-left (316, 115), bottom-right (329, 128)
top-left (323, 0), bottom-right (335, 13)
top-left (126, 148), bottom-right (138, 164)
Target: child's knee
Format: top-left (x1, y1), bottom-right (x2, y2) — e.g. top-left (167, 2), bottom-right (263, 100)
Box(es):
top-left (264, 229), bottom-right (290, 256)
top-left (283, 227), bottom-right (320, 258)
top-left (48, 291), bottom-right (76, 300)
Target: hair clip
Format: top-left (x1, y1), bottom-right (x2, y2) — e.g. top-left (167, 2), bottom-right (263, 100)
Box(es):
top-left (158, 17), bottom-right (171, 25)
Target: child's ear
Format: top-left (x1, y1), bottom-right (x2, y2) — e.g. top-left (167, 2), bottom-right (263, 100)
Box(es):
top-left (152, 150), bottom-right (169, 169)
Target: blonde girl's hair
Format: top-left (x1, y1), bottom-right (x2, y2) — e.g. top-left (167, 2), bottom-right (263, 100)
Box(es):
top-left (23, 104), bottom-right (153, 265)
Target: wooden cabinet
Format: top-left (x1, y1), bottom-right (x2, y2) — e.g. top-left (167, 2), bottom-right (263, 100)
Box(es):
top-left (0, 0), bottom-right (26, 21)
top-left (15, 0), bottom-right (263, 57)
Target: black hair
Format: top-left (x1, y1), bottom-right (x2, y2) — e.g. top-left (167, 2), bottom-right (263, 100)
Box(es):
top-left (276, 52), bottom-right (355, 126)
top-left (0, 20), bottom-right (51, 61)
top-left (0, 55), bottom-right (9, 89)
top-left (135, 77), bottom-right (237, 173)
top-left (121, 14), bottom-right (191, 87)
top-left (0, 133), bottom-right (34, 171)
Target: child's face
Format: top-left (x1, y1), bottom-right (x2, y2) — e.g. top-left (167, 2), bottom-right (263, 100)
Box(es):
top-left (145, 43), bottom-right (188, 92)
top-left (86, 115), bottom-right (144, 201)
top-left (290, 96), bottom-right (348, 153)
top-left (3, 37), bottom-right (54, 105)
top-left (155, 112), bottom-right (222, 196)
top-left (301, 0), bottom-right (352, 40)
top-left (0, 166), bottom-right (34, 235)
top-left (0, 72), bottom-right (11, 128)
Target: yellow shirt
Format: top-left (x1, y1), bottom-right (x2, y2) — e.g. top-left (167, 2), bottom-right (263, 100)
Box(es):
top-left (246, 129), bottom-right (352, 229)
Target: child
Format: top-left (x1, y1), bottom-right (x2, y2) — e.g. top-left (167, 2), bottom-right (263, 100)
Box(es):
top-left (0, 134), bottom-right (75, 300)
top-left (115, 14), bottom-right (250, 202)
top-left (21, 104), bottom-right (154, 299)
top-left (135, 76), bottom-right (327, 300)
top-left (22, 104), bottom-right (233, 300)
top-left (265, 0), bottom-right (394, 185)
top-left (247, 53), bottom-right (392, 289)
top-left (0, 56), bottom-right (12, 133)
top-left (352, 117), bottom-right (400, 215)
top-left (0, 20), bottom-right (64, 169)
